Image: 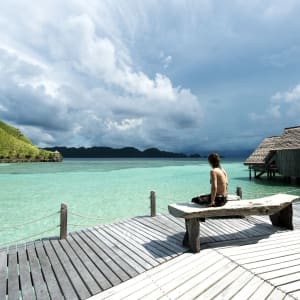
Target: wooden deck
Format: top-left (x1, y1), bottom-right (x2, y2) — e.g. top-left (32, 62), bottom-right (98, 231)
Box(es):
top-left (1, 203), bottom-right (300, 299)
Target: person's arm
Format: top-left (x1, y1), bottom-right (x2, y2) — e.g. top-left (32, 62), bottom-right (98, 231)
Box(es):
top-left (210, 170), bottom-right (217, 206)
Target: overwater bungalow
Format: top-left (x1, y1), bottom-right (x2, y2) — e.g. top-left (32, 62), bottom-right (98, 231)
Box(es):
top-left (245, 126), bottom-right (300, 181)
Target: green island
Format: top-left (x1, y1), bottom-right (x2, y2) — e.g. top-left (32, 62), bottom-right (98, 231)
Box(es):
top-left (0, 121), bottom-right (62, 162)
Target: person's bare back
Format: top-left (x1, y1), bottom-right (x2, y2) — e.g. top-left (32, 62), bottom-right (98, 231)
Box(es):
top-left (210, 167), bottom-right (227, 197)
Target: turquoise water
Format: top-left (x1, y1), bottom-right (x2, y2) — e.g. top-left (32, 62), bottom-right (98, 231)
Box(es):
top-left (1, 158), bottom-right (300, 246)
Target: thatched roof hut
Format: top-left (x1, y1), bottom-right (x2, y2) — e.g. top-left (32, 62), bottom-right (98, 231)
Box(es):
top-left (276, 126), bottom-right (300, 150)
top-left (245, 126), bottom-right (300, 179)
top-left (244, 136), bottom-right (281, 167)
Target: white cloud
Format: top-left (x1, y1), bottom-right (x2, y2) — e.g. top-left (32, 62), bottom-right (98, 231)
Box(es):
top-left (275, 84), bottom-right (300, 103)
top-left (0, 3), bottom-right (203, 151)
top-left (250, 83), bottom-right (300, 126)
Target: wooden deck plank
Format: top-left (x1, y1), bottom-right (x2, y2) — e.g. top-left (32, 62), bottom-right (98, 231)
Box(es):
top-left (0, 250), bottom-right (7, 300)
top-left (201, 220), bottom-right (228, 241)
top-left (108, 223), bottom-right (167, 262)
top-left (195, 266), bottom-right (248, 300)
top-left (70, 233), bottom-right (119, 288)
top-left (266, 287), bottom-right (290, 300)
top-left (218, 235), bottom-right (300, 253)
top-left (17, 245), bottom-right (35, 300)
top-left (123, 219), bottom-right (185, 254)
top-left (96, 250), bottom-right (220, 300)
top-left (51, 239), bottom-right (91, 300)
top-left (213, 271), bottom-right (255, 300)
top-left (129, 218), bottom-right (183, 246)
top-left (7, 249), bottom-right (19, 300)
top-left (34, 242), bottom-right (64, 300)
top-left (253, 255), bottom-right (300, 274)
top-left (204, 219), bottom-right (240, 238)
top-left (219, 233), bottom-right (300, 255)
top-left (209, 219), bottom-right (251, 240)
top-left (134, 216), bottom-right (183, 242)
top-left (43, 240), bottom-right (79, 300)
top-left (231, 275), bottom-right (265, 300)
top-left (59, 239), bottom-right (101, 295)
top-left (173, 262), bottom-right (237, 299)
top-left (90, 253), bottom-right (196, 300)
top-left (233, 245), bottom-right (300, 265)
top-left (83, 229), bottom-right (139, 277)
top-left (26, 243), bottom-right (49, 300)
top-left (66, 235), bottom-right (111, 291)
top-left (278, 279), bottom-right (300, 294)
top-left (248, 281), bottom-right (275, 300)
top-left (102, 224), bottom-right (160, 267)
top-left (260, 262), bottom-right (300, 280)
top-left (222, 240), bottom-right (300, 261)
top-left (119, 221), bottom-right (177, 259)
top-left (212, 231), bottom-right (300, 254)
top-left (291, 290), bottom-right (300, 299)
top-left (89, 228), bottom-right (146, 274)
top-left (155, 215), bottom-right (185, 232)
top-left (160, 214), bottom-right (185, 228)
top-left (141, 251), bottom-right (221, 299)
top-left (270, 272), bottom-right (300, 288)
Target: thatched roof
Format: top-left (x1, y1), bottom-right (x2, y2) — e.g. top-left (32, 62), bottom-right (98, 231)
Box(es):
top-left (244, 136), bottom-right (281, 165)
top-left (244, 125), bottom-right (300, 166)
top-left (276, 126), bottom-right (300, 150)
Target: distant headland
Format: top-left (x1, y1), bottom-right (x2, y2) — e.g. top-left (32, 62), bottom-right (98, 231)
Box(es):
top-left (44, 146), bottom-right (202, 158)
top-left (0, 121), bottom-right (62, 163)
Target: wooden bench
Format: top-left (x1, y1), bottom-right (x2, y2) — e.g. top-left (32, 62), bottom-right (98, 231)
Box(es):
top-left (168, 193), bottom-right (299, 253)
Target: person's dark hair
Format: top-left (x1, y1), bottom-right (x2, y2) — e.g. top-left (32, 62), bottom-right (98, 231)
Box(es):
top-left (208, 153), bottom-right (221, 168)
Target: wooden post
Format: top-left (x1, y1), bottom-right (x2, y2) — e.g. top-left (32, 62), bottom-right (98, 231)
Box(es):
top-left (60, 203), bottom-right (68, 239)
top-left (150, 191), bottom-right (156, 217)
top-left (236, 186), bottom-right (242, 199)
top-left (249, 167), bottom-right (252, 180)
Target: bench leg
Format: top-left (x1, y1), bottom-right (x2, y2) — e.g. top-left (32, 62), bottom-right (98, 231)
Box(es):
top-left (269, 204), bottom-right (293, 230)
top-left (183, 218), bottom-right (200, 253)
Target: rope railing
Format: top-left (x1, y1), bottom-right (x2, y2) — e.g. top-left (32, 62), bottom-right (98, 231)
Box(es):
top-left (68, 211), bottom-right (105, 221)
top-left (0, 211), bottom-right (59, 232)
top-left (0, 225), bottom-right (59, 248)
top-left (68, 223), bottom-right (97, 227)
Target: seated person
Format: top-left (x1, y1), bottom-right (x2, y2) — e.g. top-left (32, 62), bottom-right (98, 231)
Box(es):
top-left (192, 153), bottom-right (228, 207)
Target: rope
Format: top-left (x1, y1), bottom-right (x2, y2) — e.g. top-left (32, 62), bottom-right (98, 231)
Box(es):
top-left (0, 225), bottom-right (59, 248)
top-left (0, 211), bottom-right (59, 232)
top-left (157, 206), bottom-right (169, 212)
top-left (156, 195), bottom-right (183, 202)
top-left (68, 223), bottom-right (96, 227)
top-left (69, 211), bottom-right (105, 221)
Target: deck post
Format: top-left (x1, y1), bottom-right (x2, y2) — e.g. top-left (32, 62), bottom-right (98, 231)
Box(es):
top-left (249, 167), bottom-right (252, 180)
top-left (236, 186), bottom-right (243, 199)
top-left (150, 191), bottom-right (156, 217)
top-left (60, 203), bottom-right (68, 239)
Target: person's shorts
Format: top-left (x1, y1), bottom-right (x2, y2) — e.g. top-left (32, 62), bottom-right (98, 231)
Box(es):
top-left (191, 194), bottom-right (227, 207)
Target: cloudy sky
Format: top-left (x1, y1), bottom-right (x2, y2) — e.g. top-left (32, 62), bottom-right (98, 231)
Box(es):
top-left (0, 0), bottom-right (300, 153)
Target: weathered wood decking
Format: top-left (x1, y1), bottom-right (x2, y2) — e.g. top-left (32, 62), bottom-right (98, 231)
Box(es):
top-left (1, 203), bottom-right (300, 299)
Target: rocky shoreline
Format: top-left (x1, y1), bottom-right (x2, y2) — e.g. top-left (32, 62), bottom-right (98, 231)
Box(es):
top-left (0, 157), bottom-right (63, 163)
